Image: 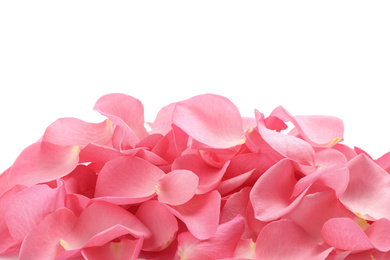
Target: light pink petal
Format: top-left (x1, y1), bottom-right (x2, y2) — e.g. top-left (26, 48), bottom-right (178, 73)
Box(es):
top-left (6, 141), bottom-right (79, 188)
top-left (365, 218), bottom-right (390, 252)
top-left (0, 227), bottom-right (18, 255)
top-left (135, 133), bottom-right (164, 149)
top-left (322, 217), bottom-right (373, 251)
top-left (256, 219), bottom-right (332, 260)
top-left (172, 94), bottom-right (245, 149)
top-left (332, 143), bottom-right (358, 161)
top-left (0, 185), bottom-right (25, 229)
top-left (4, 184), bottom-right (65, 242)
top-left (94, 93), bottom-right (148, 148)
top-left (166, 190), bottom-right (221, 240)
top-left (61, 201), bottom-right (151, 250)
top-left (19, 208), bottom-right (77, 260)
top-left (135, 200), bottom-right (178, 251)
top-left (256, 110), bottom-right (315, 165)
top-left (42, 117), bottom-right (113, 148)
top-left (156, 170), bottom-right (198, 206)
top-left (285, 190), bottom-right (357, 243)
top-left (314, 148), bottom-right (347, 167)
top-left (148, 102), bottom-right (176, 135)
top-left (151, 130), bottom-right (180, 164)
top-left (250, 159), bottom-right (308, 222)
top-left (340, 154), bottom-right (390, 220)
top-left (172, 153), bottom-right (229, 194)
top-left (94, 156), bottom-right (165, 203)
top-left (270, 106), bottom-right (344, 147)
top-left (81, 238), bottom-right (143, 260)
top-left (176, 215), bottom-right (245, 260)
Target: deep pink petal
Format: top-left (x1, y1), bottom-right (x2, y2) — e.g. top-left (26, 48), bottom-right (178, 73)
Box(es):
top-left (176, 215), bottom-right (245, 260)
top-left (172, 153), bottom-right (229, 194)
top-left (250, 159), bottom-right (308, 221)
top-left (19, 208), bottom-right (77, 260)
top-left (233, 238), bottom-right (257, 259)
top-left (81, 238), bottom-right (143, 260)
top-left (148, 103), bottom-right (176, 135)
top-left (166, 190), bottom-right (221, 240)
top-left (62, 165), bottom-right (97, 198)
top-left (256, 219), bottom-right (332, 260)
top-left (61, 201), bottom-right (151, 250)
top-left (94, 93), bottom-right (148, 148)
top-left (340, 154), bottom-right (390, 220)
top-left (285, 191), bottom-right (357, 242)
top-left (172, 94), bottom-right (245, 148)
top-left (94, 156), bottom-right (165, 203)
top-left (256, 110), bottom-right (315, 165)
top-left (156, 170), bottom-right (198, 206)
top-left (365, 218), bottom-right (390, 252)
top-left (321, 217), bottom-right (373, 251)
top-left (136, 200), bottom-right (178, 251)
top-left (42, 117), bottom-right (113, 148)
top-left (6, 141), bottom-right (79, 188)
top-left (4, 184), bottom-right (65, 242)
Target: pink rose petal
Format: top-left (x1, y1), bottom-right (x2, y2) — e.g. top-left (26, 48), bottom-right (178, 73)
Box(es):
top-left (176, 215), bottom-right (245, 260)
top-left (321, 217), bottom-right (373, 251)
top-left (42, 117), bottom-right (113, 147)
top-left (166, 190), bottom-right (221, 240)
top-left (6, 141), bottom-right (79, 188)
top-left (340, 154), bottom-right (390, 220)
top-left (136, 200), bottom-right (178, 251)
top-left (94, 156), bottom-right (165, 204)
top-left (156, 170), bottom-right (199, 206)
top-left (256, 219), bottom-right (332, 259)
top-left (81, 238), bottom-right (143, 260)
top-left (172, 94), bottom-right (245, 149)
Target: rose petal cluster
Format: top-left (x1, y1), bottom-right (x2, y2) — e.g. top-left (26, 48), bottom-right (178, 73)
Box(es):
top-left (1, 93), bottom-right (390, 260)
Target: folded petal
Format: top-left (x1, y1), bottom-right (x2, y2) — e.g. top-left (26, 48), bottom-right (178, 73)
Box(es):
top-left (255, 110), bottom-right (315, 165)
top-left (61, 201), bottom-right (151, 250)
top-left (156, 170), bottom-right (198, 206)
top-left (321, 217), bottom-right (373, 251)
top-left (42, 117), bottom-right (113, 148)
top-left (250, 159), bottom-right (308, 222)
top-left (94, 156), bottom-right (165, 204)
top-left (94, 93), bottom-right (148, 148)
top-left (19, 208), bottom-right (77, 260)
top-left (62, 165), bottom-right (97, 198)
top-left (148, 102), bottom-right (176, 135)
top-left (270, 106), bottom-right (344, 147)
top-left (166, 190), bottom-right (221, 240)
top-left (172, 94), bottom-right (245, 149)
top-left (4, 184), bottom-right (66, 243)
top-left (256, 219), bottom-right (332, 260)
top-left (136, 200), bottom-right (178, 251)
top-left (176, 215), bottom-right (245, 260)
top-left (6, 141), bottom-right (79, 188)
top-left (172, 153), bottom-right (229, 194)
top-left (340, 154), bottom-right (390, 220)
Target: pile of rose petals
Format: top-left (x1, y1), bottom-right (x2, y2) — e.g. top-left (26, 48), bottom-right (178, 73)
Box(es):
top-left (1, 93), bottom-right (390, 260)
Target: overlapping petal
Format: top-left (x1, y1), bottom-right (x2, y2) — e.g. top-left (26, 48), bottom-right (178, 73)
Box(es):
top-left (340, 154), bottom-right (390, 220)
top-left (256, 219), bottom-right (333, 259)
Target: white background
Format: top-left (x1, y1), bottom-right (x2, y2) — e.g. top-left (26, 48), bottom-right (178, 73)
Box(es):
top-left (1, 1), bottom-right (390, 176)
